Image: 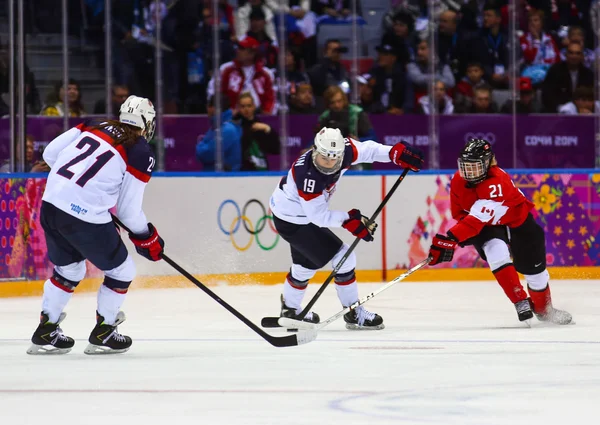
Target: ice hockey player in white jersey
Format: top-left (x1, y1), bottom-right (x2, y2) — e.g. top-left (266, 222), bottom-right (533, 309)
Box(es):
top-left (27, 95), bottom-right (165, 355)
top-left (270, 127), bottom-right (424, 329)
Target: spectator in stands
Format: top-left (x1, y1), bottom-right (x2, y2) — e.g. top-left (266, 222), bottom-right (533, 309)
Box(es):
top-left (501, 77), bottom-right (537, 113)
top-left (437, 10), bottom-right (470, 79)
top-left (93, 85), bottom-right (130, 115)
top-left (519, 10), bottom-right (560, 85)
top-left (469, 4), bottom-right (509, 89)
top-left (384, 0), bottom-right (455, 39)
top-left (307, 39), bottom-right (350, 97)
top-left (195, 96), bottom-right (242, 171)
top-left (236, 0), bottom-right (277, 44)
top-left (407, 39), bottom-right (455, 102)
top-left (549, 0), bottom-right (582, 32)
top-left (542, 42), bottom-right (594, 112)
top-left (318, 86), bottom-right (376, 142)
top-left (264, 0), bottom-right (317, 40)
top-left (369, 44), bottom-right (407, 115)
top-left (215, 0), bottom-right (237, 41)
top-left (289, 82), bottom-right (319, 114)
top-left (234, 92), bottom-right (280, 171)
top-left (454, 62), bottom-right (487, 112)
top-left (459, 85), bottom-right (498, 113)
top-left (558, 86), bottom-right (599, 114)
top-left (0, 135), bottom-right (50, 173)
top-left (208, 36), bottom-right (276, 115)
top-left (381, 10), bottom-right (416, 66)
top-left (40, 79), bottom-right (85, 117)
top-left (416, 80), bottom-right (454, 115)
top-left (311, 0), bottom-right (363, 24)
top-left (357, 75), bottom-right (386, 114)
top-left (245, 8), bottom-right (279, 69)
top-left (0, 43), bottom-right (40, 114)
top-left (274, 49), bottom-right (310, 111)
top-left (559, 26), bottom-right (595, 70)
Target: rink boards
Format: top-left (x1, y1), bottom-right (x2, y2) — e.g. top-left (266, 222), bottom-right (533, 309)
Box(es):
top-left (1, 170), bottom-right (600, 296)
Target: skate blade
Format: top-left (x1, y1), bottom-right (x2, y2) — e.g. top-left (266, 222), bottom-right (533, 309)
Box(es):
top-left (345, 323), bottom-right (385, 330)
top-left (84, 344), bottom-right (130, 355)
top-left (522, 319), bottom-right (532, 328)
top-left (26, 344), bottom-right (72, 355)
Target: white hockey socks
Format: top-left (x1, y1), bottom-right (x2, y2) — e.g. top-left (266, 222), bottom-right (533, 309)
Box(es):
top-left (97, 285), bottom-right (126, 325)
top-left (335, 270), bottom-right (358, 307)
top-left (283, 275), bottom-right (307, 310)
top-left (41, 278), bottom-right (74, 323)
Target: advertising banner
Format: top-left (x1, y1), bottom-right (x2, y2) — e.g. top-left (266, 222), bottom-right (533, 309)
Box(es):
top-left (0, 115), bottom-right (596, 171)
top-left (2, 173), bottom-right (600, 282)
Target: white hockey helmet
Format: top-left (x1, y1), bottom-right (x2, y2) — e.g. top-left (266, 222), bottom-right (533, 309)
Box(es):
top-left (119, 95), bottom-right (156, 140)
top-left (312, 127), bottom-right (345, 175)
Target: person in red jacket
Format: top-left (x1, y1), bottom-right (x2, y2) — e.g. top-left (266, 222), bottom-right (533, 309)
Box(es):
top-left (207, 36), bottom-right (276, 114)
top-left (427, 138), bottom-right (572, 325)
top-left (519, 10), bottom-right (560, 67)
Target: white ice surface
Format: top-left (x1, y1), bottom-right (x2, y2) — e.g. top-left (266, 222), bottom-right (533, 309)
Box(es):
top-left (1, 280), bottom-right (599, 425)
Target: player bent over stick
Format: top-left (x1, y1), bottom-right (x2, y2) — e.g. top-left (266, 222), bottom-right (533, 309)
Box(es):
top-left (427, 138), bottom-right (572, 325)
top-left (27, 96), bottom-right (166, 355)
top-left (269, 127), bottom-right (424, 329)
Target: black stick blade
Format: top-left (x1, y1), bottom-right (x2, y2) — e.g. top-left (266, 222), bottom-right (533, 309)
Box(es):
top-left (261, 317), bottom-right (282, 328)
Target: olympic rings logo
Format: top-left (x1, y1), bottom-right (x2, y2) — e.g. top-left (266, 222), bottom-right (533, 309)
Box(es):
top-left (464, 132), bottom-right (496, 145)
top-left (217, 199), bottom-right (280, 251)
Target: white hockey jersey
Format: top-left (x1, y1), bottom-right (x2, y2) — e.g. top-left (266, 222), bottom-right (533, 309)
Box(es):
top-left (270, 138), bottom-right (392, 227)
top-left (42, 121), bottom-right (154, 235)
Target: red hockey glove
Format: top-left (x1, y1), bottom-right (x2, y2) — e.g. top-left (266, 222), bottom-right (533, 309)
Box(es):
top-left (428, 233), bottom-right (457, 266)
top-left (129, 223), bottom-right (164, 262)
top-left (389, 142), bottom-right (424, 172)
top-left (342, 209), bottom-right (377, 242)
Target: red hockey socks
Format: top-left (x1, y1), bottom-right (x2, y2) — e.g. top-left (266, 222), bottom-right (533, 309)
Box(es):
top-left (528, 285), bottom-right (552, 315)
top-left (492, 264), bottom-right (528, 303)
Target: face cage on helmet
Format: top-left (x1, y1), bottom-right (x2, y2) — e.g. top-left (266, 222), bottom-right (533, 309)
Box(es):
top-left (312, 148), bottom-right (344, 175)
top-left (142, 116), bottom-right (156, 141)
top-left (457, 158), bottom-right (488, 183)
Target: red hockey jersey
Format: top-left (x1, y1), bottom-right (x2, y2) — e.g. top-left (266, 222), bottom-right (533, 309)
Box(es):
top-left (449, 166), bottom-right (534, 242)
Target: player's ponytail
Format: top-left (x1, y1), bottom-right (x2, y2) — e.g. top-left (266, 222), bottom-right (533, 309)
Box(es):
top-left (89, 120), bottom-right (141, 147)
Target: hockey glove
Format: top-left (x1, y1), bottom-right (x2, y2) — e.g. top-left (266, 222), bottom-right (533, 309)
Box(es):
top-left (342, 209), bottom-right (377, 242)
top-left (129, 223), bottom-right (164, 262)
top-left (389, 142), bottom-right (424, 172)
top-left (428, 233), bottom-right (457, 266)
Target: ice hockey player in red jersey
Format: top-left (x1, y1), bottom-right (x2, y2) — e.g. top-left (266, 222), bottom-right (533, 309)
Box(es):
top-left (27, 95), bottom-right (166, 355)
top-left (270, 127), bottom-right (424, 329)
top-left (427, 138), bottom-right (572, 324)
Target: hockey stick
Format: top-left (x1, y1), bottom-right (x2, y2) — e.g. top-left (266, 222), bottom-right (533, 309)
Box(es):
top-left (261, 167), bottom-right (411, 328)
top-left (278, 256), bottom-right (432, 331)
top-left (111, 216), bottom-right (316, 348)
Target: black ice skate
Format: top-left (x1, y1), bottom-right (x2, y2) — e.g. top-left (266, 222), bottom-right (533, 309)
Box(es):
top-left (534, 306), bottom-right (573, 325)
top-left (280, 295), bottom-right (320, 325)
top-left (27, 312), bottom-right (75, 355)
top-left (344, 306), bottom-right (384, 330)
top-left (515, 299), bottom-right (534, 322)
top-left (84, 311), bottom-right (132, 355)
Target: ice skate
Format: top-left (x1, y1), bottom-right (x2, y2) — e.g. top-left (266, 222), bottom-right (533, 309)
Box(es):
top-left (534, 306), bottom-right (573, 325)
top-left (514, 299), bottom-right (534, 322)
top-left (280, 295), bottom-right (320, 323)
top-left (528, 286), bottom-right (573, 325)
top-left (84, 311), bottom-right (132, 355)
top-left (27, 312), bottom-right (74, 355)
top-left (343, 306), bottom-right (384, 330)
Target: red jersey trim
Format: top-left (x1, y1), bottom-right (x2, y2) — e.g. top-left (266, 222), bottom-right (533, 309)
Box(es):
top-left (127, 165), bottom-right (151, 183)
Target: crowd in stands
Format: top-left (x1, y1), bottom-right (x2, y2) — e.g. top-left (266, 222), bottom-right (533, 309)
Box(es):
top-left (1, 0), bottom-right (599, 119)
